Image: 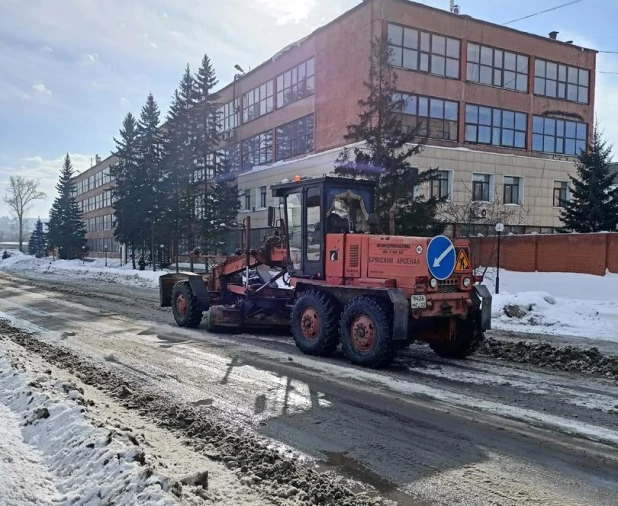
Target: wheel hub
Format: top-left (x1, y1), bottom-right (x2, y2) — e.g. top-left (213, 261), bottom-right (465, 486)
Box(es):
top-left (351, 315), bottom-right (375, 352)
top-left (300, 308), bottom-right (320, 340)
top-left (176, 294), bottom-right (187, 316)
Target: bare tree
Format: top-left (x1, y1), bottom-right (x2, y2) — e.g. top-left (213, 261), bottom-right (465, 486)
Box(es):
top-left (440, 182), bottom-right (530, 279)
top-left (3, 176), bottom-right (46, 252)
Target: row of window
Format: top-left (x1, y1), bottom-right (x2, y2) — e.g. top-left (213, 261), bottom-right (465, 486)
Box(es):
top-left (192, 114), bottom-right (315, 180)
top-left (75, 167), bottom-right (114, 196)
top-left (218, 57), bottom-right (315, 133)
top-left (84, 215), bottom-right (114, 233)
top-left (240, 176), bottom-right (569, 215)
top-left (431, 171), bottom-right (570, 208)
top-left (86, 237), bottom-right (120, 254)
top-left (78, 190), bottom-right (113, 213)
top-left (395, 92), bottom-right (588, 155)
top-left (387, 22), bottom-right (590, 104)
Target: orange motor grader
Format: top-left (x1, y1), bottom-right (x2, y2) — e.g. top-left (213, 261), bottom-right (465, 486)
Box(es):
top-left (159, 176), bottom-right (492, 368)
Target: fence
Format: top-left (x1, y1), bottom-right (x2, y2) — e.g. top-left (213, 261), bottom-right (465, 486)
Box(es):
top-left (470, 233), bottom-right (618, 276)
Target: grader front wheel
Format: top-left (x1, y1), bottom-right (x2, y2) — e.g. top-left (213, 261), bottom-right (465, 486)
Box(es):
top-left (171, 281), bottom-right (203, 328)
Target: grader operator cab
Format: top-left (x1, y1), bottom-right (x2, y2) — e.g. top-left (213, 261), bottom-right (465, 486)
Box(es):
top-left (159, 176), bottom-right (491, 368)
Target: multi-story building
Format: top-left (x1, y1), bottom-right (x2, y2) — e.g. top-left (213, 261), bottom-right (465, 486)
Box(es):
top-left (213, 0), bottom-right (595, 233)
top-left (77, 0), bottom-right (597, 258)
top-left (72, 154), bottom-right (121, 258)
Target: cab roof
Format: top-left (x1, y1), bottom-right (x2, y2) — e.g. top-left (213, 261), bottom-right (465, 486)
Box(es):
top-left (271, 176), bottom-right (377, 198)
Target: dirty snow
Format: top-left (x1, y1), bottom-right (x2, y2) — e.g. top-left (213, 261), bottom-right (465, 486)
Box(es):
top-left (0, 352), bottom-right (180, 506)
top-left (0, 252), bottom-right (164, 289)
top-left (484, 269), bottom-right (618, 341)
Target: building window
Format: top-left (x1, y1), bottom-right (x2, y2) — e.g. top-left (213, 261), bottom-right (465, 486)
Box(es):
top-left (260, 186), bottom-right (267, 209)
top-left (276, 58), bottom-right (315, 109)
top-left (103, 214), bottom-right (112, 230)
top-left (532, 116), bottom-right (587, 155)
top-left (396, 93), bottom-right (458, 140)
top-left (534, 59), bottom-right (589, 103)
top-left (243, 189), bottom-right (251, 211)
top-left (217, 143), bottom-right (241, 172)
top-left (88, 175), bottom-right (94, 192)
top-left (465, 105), bottom-right (527, 148)
top-left (430, 170), bottom-right (451, 199)
top-left (242, 131), bottom-right (273, 170)
top-left (503, 176), bottom-right (522, 205)
top-left (387, 23), bottom-right (460, 79)
top-left (467, 43), bottom-right (528, 92)
top-left (553, 181), bottom-right (569, 207)
top-left (218, 99), bottom-right (240, 135)
top-left (276, 114), bottom-right (315, 160)
top-left (242, 81), bottom-right (274, 124)
top-left (194, 194), bottom-right (206, 219)
top-left (472, 173), bottom-right (492, 202)
top-left (102, 168), bottom-right (111, 184)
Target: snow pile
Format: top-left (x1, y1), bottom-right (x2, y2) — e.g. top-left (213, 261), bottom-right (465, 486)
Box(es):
top-left (0, 254), bottom-right (164, 289)
top-left (485, 269), bottom-right (618, 341)
top-left (0, 354), bottom-right (180, 505)
top-left (0, 403), bottom-right (59, 505)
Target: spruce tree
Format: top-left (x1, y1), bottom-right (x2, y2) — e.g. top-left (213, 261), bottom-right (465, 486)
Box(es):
top-left (111, 112), bottom-right (141, 268)
top-left (193, 54), bottom-right (221, 252)
top-left (47, 154), bottom-right (87, 260)
top-left (560, 127), bottom-right (618, 232)
top-left (335, 36), bottom-right (444, 236)
top-left (161, 67), bottom-right (196, 261)
top-left (136, 93), bottom-right (163, 261)
top-left (205, 160), bottom-right (241, 254)
top-left (27, 218), bottom-right (47, 258)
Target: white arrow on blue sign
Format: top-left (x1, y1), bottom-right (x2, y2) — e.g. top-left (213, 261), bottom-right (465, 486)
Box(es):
top-left (426, 235), bottom-right (456, 281)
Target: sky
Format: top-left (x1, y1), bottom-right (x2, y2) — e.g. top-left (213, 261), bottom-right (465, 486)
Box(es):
top-left (1, 0), bottom-right (618, 219)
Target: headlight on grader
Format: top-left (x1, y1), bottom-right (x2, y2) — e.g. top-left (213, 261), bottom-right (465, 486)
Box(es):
top-left (463, 277), bottom-right (471, 288)
top-left (430, 278), bottom-right (438, 288)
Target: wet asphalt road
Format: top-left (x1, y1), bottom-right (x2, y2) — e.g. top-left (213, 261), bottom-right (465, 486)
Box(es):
top-left (1, 272), bottom-right (617, 505)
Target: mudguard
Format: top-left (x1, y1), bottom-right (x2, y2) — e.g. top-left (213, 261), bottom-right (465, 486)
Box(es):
top-left (388, 288), bottom-right (409, 340)
top-left (473, 284), bottom-right (492, 330)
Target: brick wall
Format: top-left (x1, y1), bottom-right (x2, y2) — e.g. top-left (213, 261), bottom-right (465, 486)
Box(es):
top-left (471, 233), bottom-right (617, 276)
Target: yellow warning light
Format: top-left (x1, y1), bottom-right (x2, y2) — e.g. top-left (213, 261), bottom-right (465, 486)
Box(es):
top-left (294, 175), bottom-right (302, 182)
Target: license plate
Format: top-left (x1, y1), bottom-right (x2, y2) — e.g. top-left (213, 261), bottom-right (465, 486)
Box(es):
top-left (411, 295), bottom-right (426, 309)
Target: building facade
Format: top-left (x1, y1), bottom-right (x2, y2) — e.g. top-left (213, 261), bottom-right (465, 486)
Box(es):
top-left (72, 154), bottom-right (120, 257)
top-left (212, 0), bottom-right (595, 232)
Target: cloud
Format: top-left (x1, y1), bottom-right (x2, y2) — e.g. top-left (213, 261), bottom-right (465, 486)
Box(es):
top-left (257, 0), bottom-right (318, 24)
top-left (0, 153), bottom-right (93, 218)
top-left (83, 53), bottom-right (98, 63)
top-left (42, 45), bottom-right (53, 52)
top-left (32, 83), bottom-right (52, 95)
top-left (120, 97), bottom-right (130, 107)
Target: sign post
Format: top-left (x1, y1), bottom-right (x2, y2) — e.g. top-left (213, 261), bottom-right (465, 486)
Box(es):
top-left (495, 223), bottom-right (504, 294)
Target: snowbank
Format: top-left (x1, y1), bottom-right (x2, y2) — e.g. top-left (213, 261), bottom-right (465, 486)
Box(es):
top-left (0, 352), bottom-right (180, 505)
top-left (0, 254), bottom-right (164, 289)
top-left (485, 269), bottom-right (618, 341)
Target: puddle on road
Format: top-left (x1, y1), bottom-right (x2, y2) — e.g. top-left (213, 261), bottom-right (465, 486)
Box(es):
top-left (320, 452), bottom-right (429, 505)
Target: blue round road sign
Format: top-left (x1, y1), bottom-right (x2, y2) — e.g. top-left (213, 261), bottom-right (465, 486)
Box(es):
top-left (426, 235), bottom-right (456, 280)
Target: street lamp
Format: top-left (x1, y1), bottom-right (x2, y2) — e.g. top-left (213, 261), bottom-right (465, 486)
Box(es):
top-left (160, 244), bottom-right (165, 269)
top-left (495, 222), bottom-right (505, 295)
top-left (104, 244), bottom-right (108, 267)
top-left (81, 245), bottom-right (86, 265)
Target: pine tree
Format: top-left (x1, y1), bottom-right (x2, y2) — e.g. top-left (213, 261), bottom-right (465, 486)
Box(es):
top-left (136, 93), bottom-right (163, 261)
top-left (334, 36), bottom-right (444, 236)
top-left (47, 154), bottom-right (87, 260)
top-left (111, 112), bottom-right (141, 268)
top-left (561, 127), bottom-right (618, 232)
top-left (27, 218), bottom-right (47, 258)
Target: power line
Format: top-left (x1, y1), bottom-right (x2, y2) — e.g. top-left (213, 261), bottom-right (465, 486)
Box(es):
top-left (502, 0), bottom-right (583, 26)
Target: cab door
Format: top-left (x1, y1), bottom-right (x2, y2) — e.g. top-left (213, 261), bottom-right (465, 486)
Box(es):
top-left (303, 186), bottom-right (324, 278)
